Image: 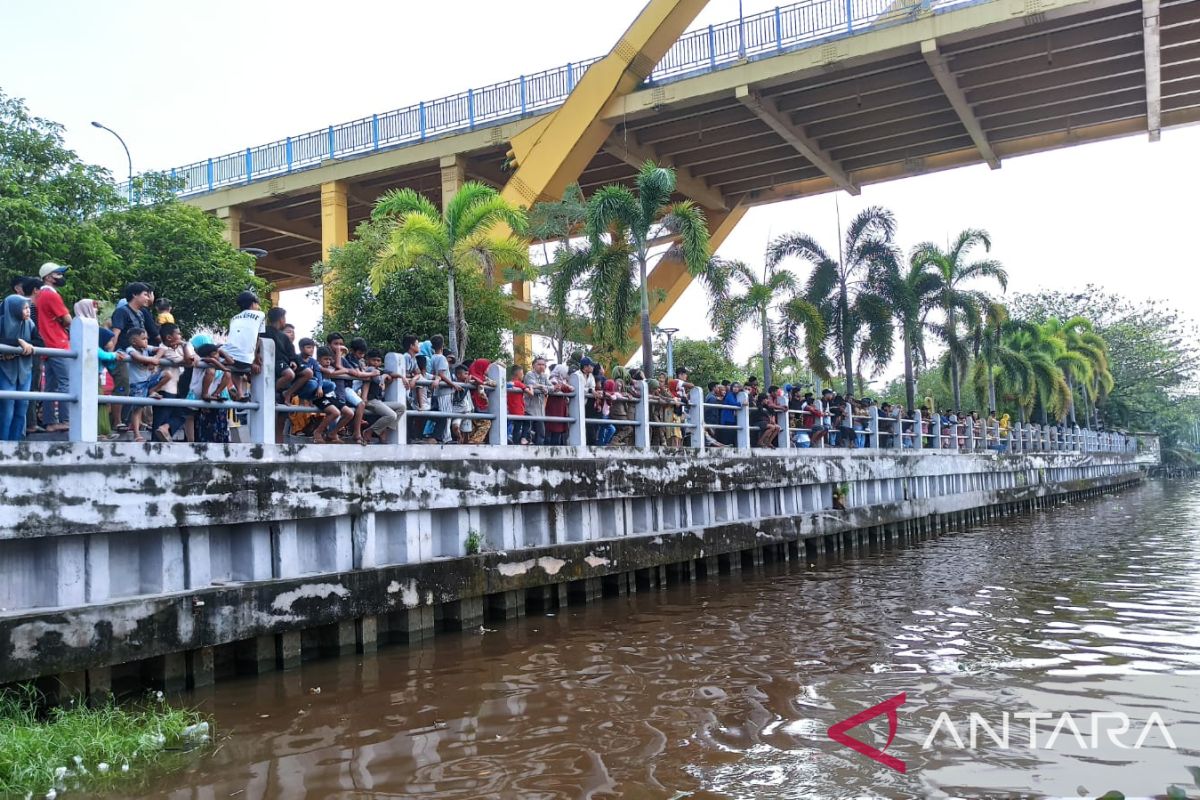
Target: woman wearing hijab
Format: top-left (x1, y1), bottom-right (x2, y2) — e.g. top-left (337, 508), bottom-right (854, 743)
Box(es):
top-left (0, 294), bottom-right (37, 440)
top-left (466, 358), bottom-right (494, 444)
top-left (544, 364), bottom-right (573, 445)
top-left (73, 298), bottom-right (127, 439)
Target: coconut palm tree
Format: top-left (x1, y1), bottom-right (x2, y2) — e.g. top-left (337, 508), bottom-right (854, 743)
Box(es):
top-left (370, 183), bottom-right (530, 360)
top-left (1038, 316), bottom-right (1113, 427)
top-left (564, 162), bottom-right (711, 374)
top-left (706, 257), bottom-right (824, 387)
top-left (768, 206), bottom-right (897, 395)
top-left (872, 252), bottom-right (942, 411)
top-left (913, 229), bottom-right (1008, 409)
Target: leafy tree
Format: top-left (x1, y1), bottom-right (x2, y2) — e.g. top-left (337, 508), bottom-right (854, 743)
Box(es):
top-left (651, 336), bottom-right (740, 389)
top-left (99, 201), bottom-right (267, 333)
top-left (562, 162), bottom-right (711, 375)
top-left (912, 229), bottom-right (1007, 410)
top-left (0, 88), bottom-right (121, 300)
top-left (318, 217), bottom-right (510, 360)
top-left (769, 206), bottom-right (897, 395)
top-left (525, 185), bottom-right (594, 364)
top-left (370, 183), bottom-right (529, 361)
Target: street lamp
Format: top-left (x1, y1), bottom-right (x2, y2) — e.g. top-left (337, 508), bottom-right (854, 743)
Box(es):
top-left (658, 327), bottom-right (680, 376)
top-left (91, 121), bottom-right (133, 203)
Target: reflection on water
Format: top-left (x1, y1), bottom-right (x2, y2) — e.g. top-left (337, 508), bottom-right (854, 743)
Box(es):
top-left (138, 480), bottom-right (1200, 799)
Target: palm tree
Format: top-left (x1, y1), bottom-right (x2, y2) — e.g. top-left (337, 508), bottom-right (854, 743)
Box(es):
top-left (565, 162), bottom-right (711, 374)
top-left (706, 257), bottom-right (823, 387)
top-left (1038, 316), bottom-right (1113, 427)
top-left (873, 253), bottom-right (942, 410)
top-left (370, 183), bottom-right (529, 360)
top-left (913, 229), bottom-right (1008, 409)
top-left (768, 206), bottom-right (897, 395)
top-left (1003, 321), bottom-right (1073, 424)
top-left (970, 305), bottom-right (1035, 415)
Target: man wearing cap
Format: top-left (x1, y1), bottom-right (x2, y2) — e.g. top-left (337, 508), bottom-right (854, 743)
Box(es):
top-left (33, 262), bottom-right (72, 431)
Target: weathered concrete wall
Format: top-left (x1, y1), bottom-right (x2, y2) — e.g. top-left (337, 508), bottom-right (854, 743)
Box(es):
top-left (0, 443), bottom-right (1141, 690)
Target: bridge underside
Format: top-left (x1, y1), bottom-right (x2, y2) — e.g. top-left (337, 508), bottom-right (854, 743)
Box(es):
top-left (195, 0), bottom-right (1200, 298)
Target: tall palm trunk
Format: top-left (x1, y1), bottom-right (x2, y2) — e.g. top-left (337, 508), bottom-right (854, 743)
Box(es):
top-left (638, 251), bottom-right (653, 376)
top-left (840, 280), bottom-right (854, 395)
top-left (987, 360), bottom-right (997, 412)
top-left (1081, 383), bottom-right (1091, 428)
top-left (446, 269), bottom-right (459, 360)
top-left (760, 308), bottom-right (773, 387)
top-left (946, 307), bottom-right (962, 409)
top-left (1066, 376), bottom-right (1077, 426)
top-left (902, 328), bottom-right (916, 412)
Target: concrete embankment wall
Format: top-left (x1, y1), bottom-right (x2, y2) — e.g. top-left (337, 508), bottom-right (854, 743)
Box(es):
top-left (0, 443), bottom-right (1141, 698)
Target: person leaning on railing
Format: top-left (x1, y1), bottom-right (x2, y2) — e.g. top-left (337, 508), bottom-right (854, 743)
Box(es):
top-left (0, 293), bottom-right (37, 441)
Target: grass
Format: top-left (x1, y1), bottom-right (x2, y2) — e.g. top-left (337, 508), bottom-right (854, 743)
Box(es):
top-left (0, 684), bottom-right (211, 798)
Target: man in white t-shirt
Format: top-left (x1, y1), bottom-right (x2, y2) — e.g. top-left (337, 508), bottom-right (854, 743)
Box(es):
top-left (225, 290), bottom-right (264, 400)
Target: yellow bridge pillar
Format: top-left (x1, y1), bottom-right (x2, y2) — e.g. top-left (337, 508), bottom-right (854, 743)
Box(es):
top-left (502, 0), bottom-right (711, 366)
top-left (216, 206), bottom-right (242, 249)
top-left (320, 180), bottom-right (349, 314)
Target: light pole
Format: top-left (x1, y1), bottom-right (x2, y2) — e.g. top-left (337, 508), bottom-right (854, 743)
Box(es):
top-left (659, 327), bottom-right (680, 376)
top-left (91, 121), bottom-right (133, 203)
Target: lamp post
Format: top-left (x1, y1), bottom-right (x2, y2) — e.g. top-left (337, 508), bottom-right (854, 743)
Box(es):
top-left (91, 121), bottom-right (133, 203)
top-left (659, 327), bottom-right (680, 376)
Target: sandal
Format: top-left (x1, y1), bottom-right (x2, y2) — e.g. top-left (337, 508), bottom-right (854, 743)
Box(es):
top-left (153, 427), bottom-right (171, 443)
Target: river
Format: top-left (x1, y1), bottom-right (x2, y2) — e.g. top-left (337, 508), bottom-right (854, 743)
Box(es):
top-left (138, 479), bottom-right (1200, 799)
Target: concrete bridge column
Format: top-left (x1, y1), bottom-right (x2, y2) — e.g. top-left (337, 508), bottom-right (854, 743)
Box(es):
top-left (216, 206), bottom-right (241, 248)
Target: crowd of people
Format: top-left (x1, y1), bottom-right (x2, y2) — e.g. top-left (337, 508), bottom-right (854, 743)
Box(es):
top-left (0, 264), bottom-right (1082, 450)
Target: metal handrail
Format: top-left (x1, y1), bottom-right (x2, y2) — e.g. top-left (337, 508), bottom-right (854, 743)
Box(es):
top-left (118, 0), bottom-right (988, 199)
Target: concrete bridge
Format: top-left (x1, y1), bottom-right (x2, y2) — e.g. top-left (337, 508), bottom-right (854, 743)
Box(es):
top-left (140, 0), bottom-right (1199, 361)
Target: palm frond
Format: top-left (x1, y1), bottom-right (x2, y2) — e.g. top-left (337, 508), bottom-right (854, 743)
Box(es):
top-left (372, 187), bottom-right (439, 221)
top-left (659, 201), bottom-right (711, 274)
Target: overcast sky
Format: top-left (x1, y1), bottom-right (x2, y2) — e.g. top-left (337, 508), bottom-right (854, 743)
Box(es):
top-left (4, 0), bottom-right (1197, 373)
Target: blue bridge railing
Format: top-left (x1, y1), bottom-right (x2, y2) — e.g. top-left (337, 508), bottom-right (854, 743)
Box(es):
top-left (126, 0), bottom-right (980, 199)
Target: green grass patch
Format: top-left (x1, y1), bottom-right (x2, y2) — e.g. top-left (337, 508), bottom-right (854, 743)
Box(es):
top-left (0, 684), bottom-right (211, 798)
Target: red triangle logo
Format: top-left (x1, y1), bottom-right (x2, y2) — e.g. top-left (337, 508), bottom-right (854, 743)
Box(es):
top-left (827, 692), bottom-right (907, 773)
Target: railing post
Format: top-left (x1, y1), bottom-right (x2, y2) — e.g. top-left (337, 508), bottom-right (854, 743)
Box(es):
top-left (893, 412), bottom-right (903, 450)
top-left (384, 352), bottom-right (407, 446)
top-left (1013, 423), bottom-right (1022, 453)
top-left (248, 338), bottom-right (276, 444)
top-left (777, 405), bottom-right (791, 450)
top-left (992, 420), bottom-right (1000, 450)
top-left (775, 6), bottom-right (783, 51)
top-left (929, 413), bottom-right (940, 450)
top-left (708, 25), bottom-right (717, 69)
top-left (371, 114), bottom-right (380, 151)
top-left (327, 125), bottom-right (336, 159)
top-left (566, 62), bottom-right (575, 91)
top-left (737, 395), bottom-right (751, 449)
top-left (913, 410), bottom-right (922, 451)
top-left (207, 158), bottom-right (214, 191)
top-left (487, 363), bottom-right (508, 446)
top-left (467, 89), bottom-right (476, 130)
top-left (1073, 424), bottom-right (1081, 451)
top-left (846, 0), bottom-right (854, 32)
top-left (244, 147), bottom-right (253, 184)
top-left (68, 317), bottom-right (98, 444)
top-left (519, 75), bottom-right (527, 115)
top-left (868, 405), bottom-right (879, 450)
top-left (567, 371), bottom-right (585, 447)
top-left (966, 418), bottom-right (975, 451)
top-left (285, 137), bottom-right (294, 172)
top-left (634, 380), bottom-right (650, 450)
top-left (419, 101), bottom-right (427, 141)
top-left (689, 386), bottom-right (706, 451)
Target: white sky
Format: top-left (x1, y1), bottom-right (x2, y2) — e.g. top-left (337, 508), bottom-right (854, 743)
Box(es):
top-left (4, 0), bottom-right (1197, 375)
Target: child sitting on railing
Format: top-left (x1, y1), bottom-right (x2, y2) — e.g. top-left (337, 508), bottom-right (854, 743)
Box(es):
top-left (124, 327), bottom-right (164, 443)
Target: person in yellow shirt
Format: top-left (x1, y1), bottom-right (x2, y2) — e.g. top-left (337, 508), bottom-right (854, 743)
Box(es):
top-left (155, 297), bottom-right (174, 326)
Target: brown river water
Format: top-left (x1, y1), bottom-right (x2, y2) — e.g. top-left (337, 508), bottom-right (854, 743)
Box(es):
top-left (132, 479), bottom-right (1200, 799)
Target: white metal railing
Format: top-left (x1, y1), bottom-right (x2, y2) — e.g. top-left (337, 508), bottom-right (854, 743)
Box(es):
top-left (116, 0), bottom-right (991, 200)
top-left (0, 320), bottom-right (1139, 454)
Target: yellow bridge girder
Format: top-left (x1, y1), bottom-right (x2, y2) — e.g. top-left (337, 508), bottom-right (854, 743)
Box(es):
top-left (501, 0), bottom-right (713, 362)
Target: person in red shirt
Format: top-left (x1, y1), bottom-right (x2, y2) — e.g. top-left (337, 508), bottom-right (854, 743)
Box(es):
top-left (507, 364), bottom-right (533, 445)
top-left (33, 262), bottom-right (72, 431)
